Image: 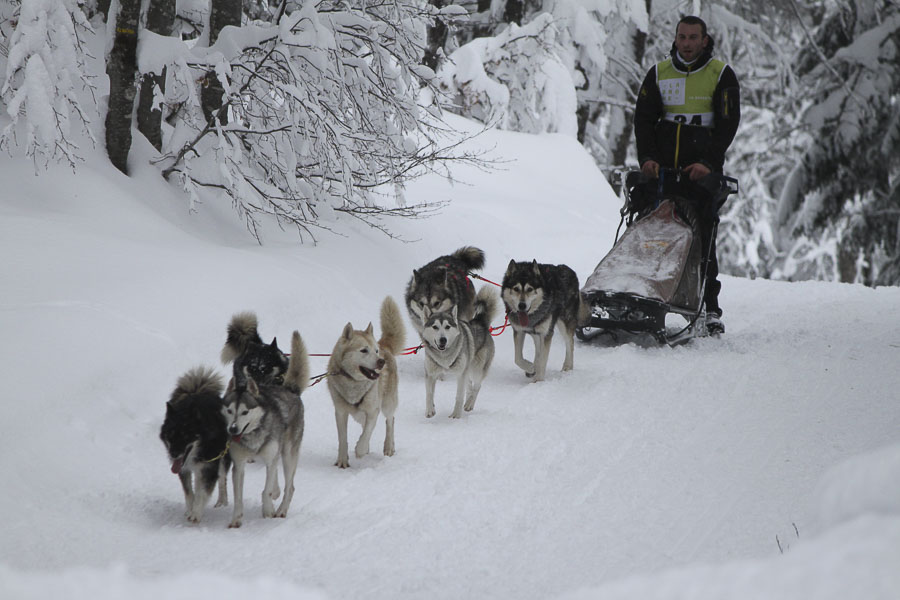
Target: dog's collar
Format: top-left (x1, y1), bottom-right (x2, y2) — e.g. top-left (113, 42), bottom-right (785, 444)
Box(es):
top-left (330, 368), bottom-right (354, 380)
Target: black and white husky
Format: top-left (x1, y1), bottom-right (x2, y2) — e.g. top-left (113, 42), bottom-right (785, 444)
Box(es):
top-left (160, 366), bottom-right (231, 523)
top-left (221, 331), bottom-right (309, 528)
top-left (220, 311), bottom-right (290, 386)
top-left (501, 259), bottom-right (588, 382)
top-left (421, 285), bottom-right (498, 418)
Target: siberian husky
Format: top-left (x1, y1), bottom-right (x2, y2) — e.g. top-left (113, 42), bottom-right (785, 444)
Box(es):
top-left (160, 366), bottom-right (231, 523)
top-left (501, 259), bottom-right (587, 382)
top-left (405, 246), bottom-right (485, 336)
top-left (221, 331), bottom-right (309, 528)
top-left (326, 296), bottom-right (406, 468)
top-left (220, 311), bottom-right (290, 386)
top-left (422, 285), bottom-right (498, 418)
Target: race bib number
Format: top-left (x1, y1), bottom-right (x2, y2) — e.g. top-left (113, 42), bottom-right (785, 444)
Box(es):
top-left (659, 78), bottom-right (685, 106)
top-left (663, 112), bottom-right (714, 127)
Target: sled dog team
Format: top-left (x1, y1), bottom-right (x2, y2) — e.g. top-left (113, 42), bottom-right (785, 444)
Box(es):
top-left (160, 246), bottom-right (588, 527)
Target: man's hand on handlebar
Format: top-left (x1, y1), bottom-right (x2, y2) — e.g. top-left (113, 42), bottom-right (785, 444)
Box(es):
top-left (683, 162), bottom-right (711, 181)
top-left (641, 160), bottom-right (660, 178)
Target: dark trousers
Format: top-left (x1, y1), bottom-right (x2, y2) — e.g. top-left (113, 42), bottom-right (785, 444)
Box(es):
top-left (698, 213), bottom-right (721, 316)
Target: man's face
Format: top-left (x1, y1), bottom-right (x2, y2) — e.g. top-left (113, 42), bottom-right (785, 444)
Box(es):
top-left (675, 23), bottom-right (708, 62)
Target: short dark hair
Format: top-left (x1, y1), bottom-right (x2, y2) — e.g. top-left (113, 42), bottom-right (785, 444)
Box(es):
top-left (677, 15), bottom-right (708, 37)
top-left (671, 15), bottom-right (715, 57)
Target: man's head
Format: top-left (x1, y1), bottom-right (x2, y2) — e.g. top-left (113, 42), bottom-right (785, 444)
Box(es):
top-left (674, 16), bottom-right (709, 63)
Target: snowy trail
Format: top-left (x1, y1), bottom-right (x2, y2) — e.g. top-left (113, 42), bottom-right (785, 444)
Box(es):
top-left (2, 128), bottom-right (900, 600)
top-left (13, 275), bottom-right (892, 600)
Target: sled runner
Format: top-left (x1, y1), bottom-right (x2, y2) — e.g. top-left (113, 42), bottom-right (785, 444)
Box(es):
top-left (577, 168), bottom-right (738, 346)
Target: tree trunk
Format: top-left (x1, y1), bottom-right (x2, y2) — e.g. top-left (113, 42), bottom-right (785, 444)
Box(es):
top-left (105, 0), bottom-right (140, 174)
top-left (605, 0), bottom-right (650, 191)
top-left (97, 0), bottom-right (112, 21)
top-left (473, 0), bottom-right (493, 39)
top-left (503, 0), bottom-right (524, 25)
top-left (201, 0), bottom-right (242, 125)
top-left (422, 0), bottom-right (448, 72)
top-left (609, 20), bottom-right (649, 173)
top-left (137, 0), bottom-right (176, 151)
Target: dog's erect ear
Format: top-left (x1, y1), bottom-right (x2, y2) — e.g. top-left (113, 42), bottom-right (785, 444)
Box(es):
top-left (342, 322), bottom-right (354, 340)
top-left (365, 322), bottom-right (374, 336)
top-left (270, 337), bottom-right (279, 349)
top-left (411, 269), bottom-right (418, 285)
top-left (247, 377), bottom-right (259, 396)
top-left (226, 377), bottom-right (236, 394)
top-left (451, 304), bottom-right (458, 320)
top-left (532, 259), bottom-right (541, 277)
top-left (506, 259), bottom-right (516, 276)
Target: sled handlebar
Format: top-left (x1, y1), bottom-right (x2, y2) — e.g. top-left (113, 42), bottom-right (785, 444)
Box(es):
top-left (626, 168), bottom-right (739, 210)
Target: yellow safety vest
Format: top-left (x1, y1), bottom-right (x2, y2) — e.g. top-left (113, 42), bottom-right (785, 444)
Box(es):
top-left (655, 57), bottom-right (727, 167)
top-left (656, 58), bottom-right (726, 128)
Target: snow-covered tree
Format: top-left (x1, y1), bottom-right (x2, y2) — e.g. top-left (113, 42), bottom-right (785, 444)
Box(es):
top-left (0, 0), bottom-right (95, 168)
top-left (695, 1), bottom-right (800, 280)
top-left (435, 13), bottom-right (577, 135)
top-left (152, 0), bottom-right (479, 241)
top-left (433, 0), bottom-right (647, 150)
top-left (775, 0), bottom-right (900, 285)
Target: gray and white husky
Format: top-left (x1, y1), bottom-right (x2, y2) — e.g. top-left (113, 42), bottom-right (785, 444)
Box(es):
top-left (501, 259), bottom-right (588, 382)
top-left (405, 246), bottom-right (485, 336)
top-left (326, 296), bottom-right (406, 468)
top-left (221, 330), bottom-right (309, 528)
top-left (422, 285), bottom-right (498, 418)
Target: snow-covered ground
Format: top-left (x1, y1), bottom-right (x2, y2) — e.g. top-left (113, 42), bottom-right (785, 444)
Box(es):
top-left (2, 117), bottom-right (899, 599)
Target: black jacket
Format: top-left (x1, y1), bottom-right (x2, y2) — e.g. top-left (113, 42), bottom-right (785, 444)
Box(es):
top-left (634, 48), bottom-right (740, 173)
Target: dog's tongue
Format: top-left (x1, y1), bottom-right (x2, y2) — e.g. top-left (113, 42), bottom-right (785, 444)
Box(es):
top-left (517, 311), bottom-right (529, 327)
top-left (231, 434), bottom-right (243, 443)
top-left (171, 457), bottom-right (184, 474)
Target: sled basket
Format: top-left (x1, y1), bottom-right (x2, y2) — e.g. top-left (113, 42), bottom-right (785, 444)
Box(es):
top-left (578, 171), bottom-right (737, 345)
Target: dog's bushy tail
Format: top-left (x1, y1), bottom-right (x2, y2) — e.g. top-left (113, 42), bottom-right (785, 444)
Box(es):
top-left (451, 246), bottom-right (486, 271)
top-left (283, 331), bottom-right (310, 395)
top-left (378, 296), bottom-right (406, 356)
top-left (171, 366), bottom-right (224, 403)
top-left (471, 285), bottom-right (499, 329)
top-left (220, 311), bottom-right (264, 365)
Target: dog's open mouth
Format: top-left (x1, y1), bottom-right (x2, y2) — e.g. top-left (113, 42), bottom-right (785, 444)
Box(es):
top-left (517, 311), bottom-right (530, 327)
top-left (359, 366), bottom-right (381, 380)
top-left (230, 423), bottom-right (249, 443)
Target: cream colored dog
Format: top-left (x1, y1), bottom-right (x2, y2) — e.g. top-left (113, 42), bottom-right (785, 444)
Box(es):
top-left (326, 296), bottom-right (406, 468)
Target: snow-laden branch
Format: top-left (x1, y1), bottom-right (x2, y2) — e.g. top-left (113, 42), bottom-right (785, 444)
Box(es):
top-left (145, 0), bottom-right (492, 243)
top-left (0, 0), bottom-right (96, 169)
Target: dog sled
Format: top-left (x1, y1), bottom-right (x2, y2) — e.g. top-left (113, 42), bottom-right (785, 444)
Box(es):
top-left (577, 168), bottom-right (738, 346)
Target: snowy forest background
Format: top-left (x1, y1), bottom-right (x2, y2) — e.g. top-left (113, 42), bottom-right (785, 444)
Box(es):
top-left (1, 0), bottom-right (898, 286)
